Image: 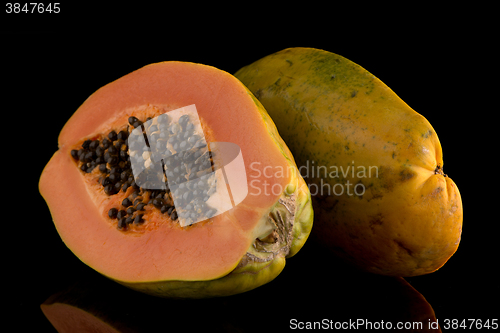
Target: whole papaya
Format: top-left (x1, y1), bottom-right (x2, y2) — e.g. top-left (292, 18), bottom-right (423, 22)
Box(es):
top-left (235, 47), bottom-right (462, 277)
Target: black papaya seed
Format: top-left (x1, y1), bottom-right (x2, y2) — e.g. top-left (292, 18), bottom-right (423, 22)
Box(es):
top-left (122, 198), bottom-right (132, 207)
top-left (86, 164), bottom-right (95, 173)
top-left (107, 145), bottom-right (118, 155)
top-left (128, 116), bottom-right (139, 126)
top-left (107, 156), bottom-right (119, 166)
top-left (122, 182), bottom-right (130, 192)
top-left (134, 214), bottom-right (144, 224)
top-left (118, 217), bottom-right (127, 229)
top-left (117, 210), bottom-right (127, 219)
top-left (108, 208), bottom-right (118, 219)
top-left (82, 139), bottom-right (92, 149)
top-left (104, 184), bottom-right (116, 195)
top-left (179, 114), bottom-right (190, 127)
top-left (108, 173), bottom-right (119, 183)
top-left (114, 181), bottom-right (123, 192)
top-left (89, 140), bottom-right (100, 150)
top-left (117, 130), bottom-right (128, 141)
top-left (99, 164), bottom-right (109, 173)
top-left (108, 130), bottom-right (118, 141)
top-left (101, 138), bottom-right (111, 149)
top-left (160, 205), bottom-right (170, 214)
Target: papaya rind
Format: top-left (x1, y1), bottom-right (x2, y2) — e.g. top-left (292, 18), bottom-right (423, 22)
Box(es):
top-left (118, 255), bottom-right (286, 298)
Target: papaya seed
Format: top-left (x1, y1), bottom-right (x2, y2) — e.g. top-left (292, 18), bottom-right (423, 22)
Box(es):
top-left (117, 210), bottom-right (127, 219)
top-left (101, 138), bottom-right (111, 149)
top-left (134, 214), bottom-right (144, 224)
top-left (117, 130), bottom-right (128, 141)
top-left (108, 130), bottom-right (118, 142)
top-left (117, 217), bottom-right (127, 229)
top-left (128, 116), bottom-right (139, 126)
top-left (108, 208), bottom-right (118, 219)
top-left (71, 149), bottom-right (79, 160)
top-left (89, 140), bottom-right (100, 150)
top-left (82, 139), bottom-right (92, 149)
top-left (122, 198), bottom-right (132, 207)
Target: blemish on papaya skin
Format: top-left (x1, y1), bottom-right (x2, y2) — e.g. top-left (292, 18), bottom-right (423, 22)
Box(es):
top-left (399, 168), bottom-right (415, 182)
top-left (422, 129), bottom-right (433, 138)
top-left (394, 240), bottom-right (413, 256)
top-left (369, 214), bottom-right (384, 230)
top-left (378, 166), bottom-right (395, 192)
top-left (430, 186), bottom-right (444, 197)
top-left (370, 192), bottom-right (384, 201)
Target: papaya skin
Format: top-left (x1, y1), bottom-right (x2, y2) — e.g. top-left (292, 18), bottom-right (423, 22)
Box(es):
top-left (235, 47), bottom-right (462, 277)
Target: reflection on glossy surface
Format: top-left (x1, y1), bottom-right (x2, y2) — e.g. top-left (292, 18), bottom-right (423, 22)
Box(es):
top-left (41, 243), bottom-right (441, 332)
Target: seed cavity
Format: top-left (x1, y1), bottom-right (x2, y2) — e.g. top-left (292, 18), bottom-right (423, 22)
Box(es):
top-left (72, 109), bottom-right (218, 231)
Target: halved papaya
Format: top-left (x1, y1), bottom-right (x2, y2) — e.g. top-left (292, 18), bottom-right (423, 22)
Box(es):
top-left (39, 61), bottom-right (313, 298)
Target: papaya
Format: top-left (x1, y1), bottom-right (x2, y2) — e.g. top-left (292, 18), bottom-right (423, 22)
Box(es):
top-left (39, 61), bottom-right (313, 298)
top-left (235, 47), bottom-right (462, 277)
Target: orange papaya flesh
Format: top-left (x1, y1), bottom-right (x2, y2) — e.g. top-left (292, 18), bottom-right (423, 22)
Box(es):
top-left (235, 47), bottom-right (462, 277)
top-left (39, 61), bottom-right (313, 297)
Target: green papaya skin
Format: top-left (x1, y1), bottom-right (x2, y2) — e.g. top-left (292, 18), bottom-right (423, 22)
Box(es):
top-left (235, 47), bottom-right (462, 277)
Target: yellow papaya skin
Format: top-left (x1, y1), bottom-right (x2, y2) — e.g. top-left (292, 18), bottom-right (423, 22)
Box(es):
top-left (235, 48), bottom-right (462, 277)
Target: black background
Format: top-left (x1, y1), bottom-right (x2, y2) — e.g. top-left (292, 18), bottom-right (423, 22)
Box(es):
top-left (4, 4), bottom-right (498, 332)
